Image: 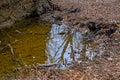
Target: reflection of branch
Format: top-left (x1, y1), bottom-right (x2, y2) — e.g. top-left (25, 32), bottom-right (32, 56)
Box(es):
top-left (46, 33), bottom-right (68, 63)
top-left (81, 39), bottom-right (87, 60)
top-left (53, 37), bottom-right (67, 58)
top-left (57, 40), bottom-right (69, 63)
top-left (56, 34), bottom-right (70, 63)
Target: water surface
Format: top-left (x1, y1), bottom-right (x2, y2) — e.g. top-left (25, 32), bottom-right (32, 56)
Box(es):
top-left (46, 23), bottom-right (101, 68)
top-left (0, 18), bottom-right (51, 77)
top-left (0, 18), bottom-right (100, 78)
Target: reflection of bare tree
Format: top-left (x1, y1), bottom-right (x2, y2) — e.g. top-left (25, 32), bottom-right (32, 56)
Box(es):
top-left (46, 23), bottom-right (100, 67)
top-left (46, 23), bottom-right (81, 67)
top-left (81, 39), bottom-right (99, 60)
top-left (46, 23), bottom-right (70, 64)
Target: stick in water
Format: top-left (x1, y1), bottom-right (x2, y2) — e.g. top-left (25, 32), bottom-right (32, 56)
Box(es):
top-left (7, 44), bottom-right (15, 56)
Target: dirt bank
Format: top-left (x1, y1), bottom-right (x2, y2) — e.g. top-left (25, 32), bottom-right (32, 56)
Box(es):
top-left (51, 0), bottom-right (120, 23)
top-left (1, 0), bottom-right (120, 28)
top-left (0, 0), bottom-right (57, 28)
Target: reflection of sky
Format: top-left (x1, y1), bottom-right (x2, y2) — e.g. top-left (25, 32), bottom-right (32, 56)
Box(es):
top-left (72, 31), bottom-right (82, 52)
top-left (46, 23), bottom-right (100, 68)
top-left (46, 23), bottom-right (82, 67)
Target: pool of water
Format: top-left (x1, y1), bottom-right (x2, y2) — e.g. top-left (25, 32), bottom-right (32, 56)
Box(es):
top-left (0, 18), bottom-right (101, 77)
top-left (0, 18), bottom-right (51, 77)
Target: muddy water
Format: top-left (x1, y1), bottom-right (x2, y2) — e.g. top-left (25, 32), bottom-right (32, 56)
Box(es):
top-left (0, 18), bottom-right (51, 77)
top-left (0, 18), bottom-right (100, 77)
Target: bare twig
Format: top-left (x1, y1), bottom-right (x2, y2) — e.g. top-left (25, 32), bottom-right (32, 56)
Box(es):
top-left (0, 41), bottom-right (1, 44)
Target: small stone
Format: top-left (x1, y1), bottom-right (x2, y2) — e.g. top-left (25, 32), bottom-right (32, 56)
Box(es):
top-left (107, 57), bottom-right (113, 61)
top-left (33, 56), bottom-right (35, 59)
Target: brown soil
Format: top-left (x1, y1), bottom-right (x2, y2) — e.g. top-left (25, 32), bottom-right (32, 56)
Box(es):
top-left (51, 0), bottom-right (120, 23)
top-left (2, 0), bottom-right (120, 80)
top-left (13, 17), bottom-right (120, 80)
top-left (16, 54), bottom-right (120, 80)
top-left (14, 0), bottom-right (120, 80)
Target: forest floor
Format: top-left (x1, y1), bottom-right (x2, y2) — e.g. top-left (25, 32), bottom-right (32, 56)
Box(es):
top-left (1, 0), bottom-right (120, 80)
top-left (51, 0), bottom-right (120, 23)
top-left (15, 22), bottom-right (120, 80)
top-left (15, 0), bottom-right (120, 79)
top-left (16, 55), bottom-right (120, 80)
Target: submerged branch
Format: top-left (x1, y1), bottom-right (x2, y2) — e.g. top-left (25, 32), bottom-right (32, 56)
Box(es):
top-left (7, 43), bottom-right (17, 63)
top-left (0, 39), bottom-right (18, 51)
top-left (7, 43), bottom-right (15, 57)
top-left (31, 63), bottom-right (61, 69)
top-left (7, 43), bottom-right (23, 65)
